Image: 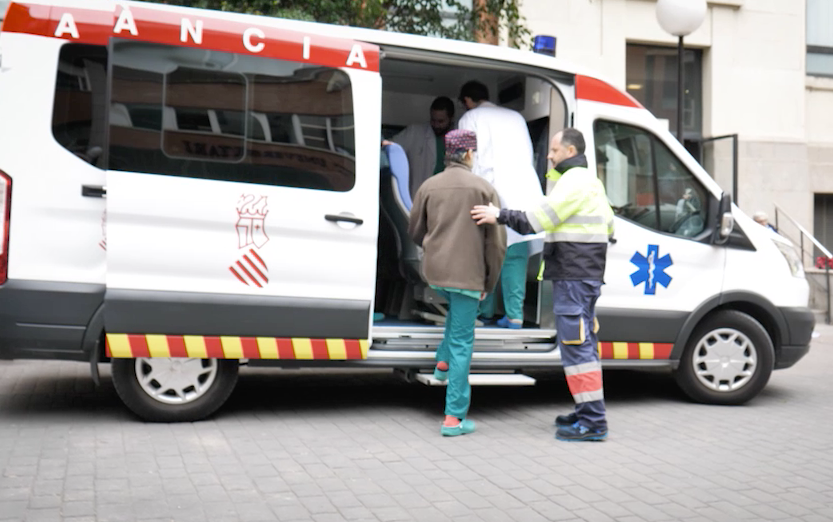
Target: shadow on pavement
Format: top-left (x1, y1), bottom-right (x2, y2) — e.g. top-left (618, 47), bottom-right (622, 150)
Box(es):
top-left (0, 362), bottom-right (799, 422)
top-left (222, 366), bottom-right (692, 418)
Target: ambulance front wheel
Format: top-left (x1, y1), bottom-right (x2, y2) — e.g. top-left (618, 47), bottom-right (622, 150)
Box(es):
top-left (111, 358), bottom-right (239, 422)
top-left (674, 310), bottom-right (774, 405)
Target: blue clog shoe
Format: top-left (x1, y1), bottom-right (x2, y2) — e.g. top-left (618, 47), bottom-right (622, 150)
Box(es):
top-left (496, 316), bottom-right (523, 329)
top-left (440, 419), bottom-right (476, 437)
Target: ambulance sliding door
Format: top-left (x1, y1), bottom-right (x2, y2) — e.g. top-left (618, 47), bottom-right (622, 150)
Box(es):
top-left (104, 38), bottom-right (381, 343)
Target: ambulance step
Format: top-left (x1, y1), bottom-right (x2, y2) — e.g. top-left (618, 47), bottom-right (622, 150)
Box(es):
top-left (414, 372), bottom-right (537, 386)
top-left (373, 325), bottom-right (556, 341)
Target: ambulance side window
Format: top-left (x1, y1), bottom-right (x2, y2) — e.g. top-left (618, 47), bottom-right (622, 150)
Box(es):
top-left (52, 44), bottom-right (108, 168)
top-left (107, 41), bottom-right (356, 192)
top-left (594, 120), bottom-right (707, 238)
top-left (162, 67), bottom-right (247, 163)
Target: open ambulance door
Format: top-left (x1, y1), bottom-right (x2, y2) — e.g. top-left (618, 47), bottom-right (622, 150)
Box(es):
top-left (101, 25), bottom-right (381, 420)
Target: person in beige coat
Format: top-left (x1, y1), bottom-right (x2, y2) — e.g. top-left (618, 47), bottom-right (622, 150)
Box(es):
top-left (408, 129), bottom-right (506, 437)
top-left (386, 96), bottom-right (456, 197)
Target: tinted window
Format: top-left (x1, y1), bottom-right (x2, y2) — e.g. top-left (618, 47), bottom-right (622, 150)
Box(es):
top-left (52, 44), bottom-right (108, 168)
top-left (625, 44), bottom-right (703, 140)
top-left (594, 120), bottom-right (708, 238)
top-left (108, 41), bottom-right (356, 191)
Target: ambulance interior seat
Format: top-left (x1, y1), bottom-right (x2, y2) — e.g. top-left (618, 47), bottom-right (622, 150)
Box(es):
top-left (380, 143), bottom-right (419, 281)
top-left (379, 143), bottom-right (449, 323)
top-left (383, 143), bottom-right (412, 211)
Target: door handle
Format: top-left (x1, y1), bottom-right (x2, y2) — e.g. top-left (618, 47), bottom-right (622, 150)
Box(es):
top-left (325, 214), bottom-right (364, 226)
top-left (82, 185), bottom-right (107, 198)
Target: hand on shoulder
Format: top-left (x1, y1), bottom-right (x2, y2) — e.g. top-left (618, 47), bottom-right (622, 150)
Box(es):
top-left (471, 203), bottom-right (500, 225)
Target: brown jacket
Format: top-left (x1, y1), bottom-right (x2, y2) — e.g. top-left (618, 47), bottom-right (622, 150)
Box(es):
top-left (408, 162), bottom-right (507, 292)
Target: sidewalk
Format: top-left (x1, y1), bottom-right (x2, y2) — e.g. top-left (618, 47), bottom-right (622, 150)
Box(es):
top-left (1, 325), bottom-right (832, 521)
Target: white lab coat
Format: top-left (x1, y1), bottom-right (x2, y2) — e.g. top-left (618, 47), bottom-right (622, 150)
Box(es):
top-left (458, 102), bottom-right (544, 248)
top-left (391, 123), bottom-right (439, 198)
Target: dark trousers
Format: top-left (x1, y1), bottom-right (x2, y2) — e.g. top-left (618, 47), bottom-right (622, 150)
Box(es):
top-left (553, 279), bottom-right (607, 430)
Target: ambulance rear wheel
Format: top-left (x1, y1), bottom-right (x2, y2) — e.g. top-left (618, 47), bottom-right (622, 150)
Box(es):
top-left (112, 358), bottom-right (239, 422)
top-left (674, 310), bottom-right (774, 405)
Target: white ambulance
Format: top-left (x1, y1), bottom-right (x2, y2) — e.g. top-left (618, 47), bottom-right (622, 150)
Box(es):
top-left (0, 0), bottom-right (814, 421)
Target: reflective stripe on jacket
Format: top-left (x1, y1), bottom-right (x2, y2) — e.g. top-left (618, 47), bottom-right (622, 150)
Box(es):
top-left (526, 166), bottom-right (614, 241)
top-left (500, 164), bottom-right (614, 281)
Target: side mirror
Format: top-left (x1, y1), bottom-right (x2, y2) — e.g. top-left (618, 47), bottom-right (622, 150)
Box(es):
top-left (714, 193), bottom-right (734, 245)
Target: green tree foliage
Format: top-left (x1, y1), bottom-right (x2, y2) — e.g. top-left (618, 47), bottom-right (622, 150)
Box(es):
top-left (146, 0), bottom-right (530, 48)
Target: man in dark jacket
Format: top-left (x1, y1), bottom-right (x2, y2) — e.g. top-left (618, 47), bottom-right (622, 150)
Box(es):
top-left (409, 129), bottom-right (506, 437)
top-left (471, 128), bottom-right (614, 442)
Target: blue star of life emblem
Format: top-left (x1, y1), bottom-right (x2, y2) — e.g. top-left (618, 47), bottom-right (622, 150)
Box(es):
top-left (630, 245), bottom-right (672, 295)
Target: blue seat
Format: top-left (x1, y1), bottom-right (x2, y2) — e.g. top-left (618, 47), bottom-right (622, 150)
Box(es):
top-left (380, 143), bottom-right (420, 283)
top-left (382, 143), bottom-right (412, 211)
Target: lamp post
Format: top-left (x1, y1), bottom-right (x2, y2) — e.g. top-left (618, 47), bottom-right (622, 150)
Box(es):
top-left (656, 0), bottom-right (706, 143)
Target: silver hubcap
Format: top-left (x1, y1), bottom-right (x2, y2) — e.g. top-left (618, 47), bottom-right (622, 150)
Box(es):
top-left (135, 358), bottom-right (218, 405)
top-left (692, 328), bottom-right (757, 392)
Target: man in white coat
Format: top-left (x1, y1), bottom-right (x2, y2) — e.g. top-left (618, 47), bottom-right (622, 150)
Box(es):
top-left (458, 80), bottom-right (544, 328)
top-left (385, 96), bottom-right (456, 197)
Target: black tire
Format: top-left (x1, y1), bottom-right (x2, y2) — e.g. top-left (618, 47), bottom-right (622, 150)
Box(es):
top-left (674, 310), bottom-right (774, 405)
top-left (111, 358), bottom-right (239, 422)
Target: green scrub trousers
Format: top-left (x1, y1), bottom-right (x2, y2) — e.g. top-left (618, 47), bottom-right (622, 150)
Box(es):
top-left (479, 241), bottom-right (528, 321)
top-left (432, 287), bottom-right (480, 419)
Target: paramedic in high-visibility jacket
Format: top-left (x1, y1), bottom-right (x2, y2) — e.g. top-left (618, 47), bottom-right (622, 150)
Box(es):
top-left (471, 128), bottom-right (615, 442)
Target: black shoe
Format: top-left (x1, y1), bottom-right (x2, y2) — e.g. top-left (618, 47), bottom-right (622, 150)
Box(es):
top-left (555, 422), bottom-right (608, 442)
top-left (554, 412), bottom-right (578, 427)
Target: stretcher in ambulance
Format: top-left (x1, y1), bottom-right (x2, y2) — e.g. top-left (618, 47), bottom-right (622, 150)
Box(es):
top-left (0, 0), bottom-right (814, 421)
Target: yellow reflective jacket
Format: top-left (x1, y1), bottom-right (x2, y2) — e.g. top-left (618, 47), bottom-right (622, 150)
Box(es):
top-left (499, 163), bottom-right (614, 281)
top-left (527, 165), bottom-right (615, 243)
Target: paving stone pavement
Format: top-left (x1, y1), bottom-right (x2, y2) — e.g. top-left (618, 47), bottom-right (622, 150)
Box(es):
top-left (1, 325), bottom-right (833, 522)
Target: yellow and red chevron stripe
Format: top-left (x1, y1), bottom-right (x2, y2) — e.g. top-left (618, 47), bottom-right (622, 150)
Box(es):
top-left (598, 342), bottom-right (673, 360)
top-left (105, 334), bottom-right (369, 360)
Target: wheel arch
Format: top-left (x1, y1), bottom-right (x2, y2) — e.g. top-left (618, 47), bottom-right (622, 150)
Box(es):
top-left (671, 291), bottom-right (786, 366)
top-left (81, 303), bottom-right (106, 386)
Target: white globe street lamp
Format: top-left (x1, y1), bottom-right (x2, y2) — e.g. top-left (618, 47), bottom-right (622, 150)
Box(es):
top-left (656, 0), bottom-right (706, 143)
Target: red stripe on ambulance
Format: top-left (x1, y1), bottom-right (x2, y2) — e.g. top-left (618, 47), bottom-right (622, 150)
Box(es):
top-left (3, 3), bottom-right (379, 72)
top-left (204, 337), bottom-right (224, 359)
top-left (241, 337), bottom-right (260, 359)
top-left (167, 336), bottom-right (188, 358)
top-left (599, 342), bottom-right (613, 359)
top-left (653, 343), bottom-right (674, 359)
top-left (344, 339), bottom-right (363, 359)
top-left (310, 339), bottom-right (329, 359)
top-left (576, 75), bottom-right (643, 109)
top-left (276, 338), bottom-right (295, 359)
top-left (127, 334), bottom-right (151, 358)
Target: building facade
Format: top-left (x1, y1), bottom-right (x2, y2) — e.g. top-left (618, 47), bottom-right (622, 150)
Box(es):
top-left (520, 0), bottom-right (833, 256)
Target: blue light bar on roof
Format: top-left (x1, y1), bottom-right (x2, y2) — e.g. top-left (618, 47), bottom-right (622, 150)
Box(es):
top-left (533, 35), bottom-right (556, 57)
